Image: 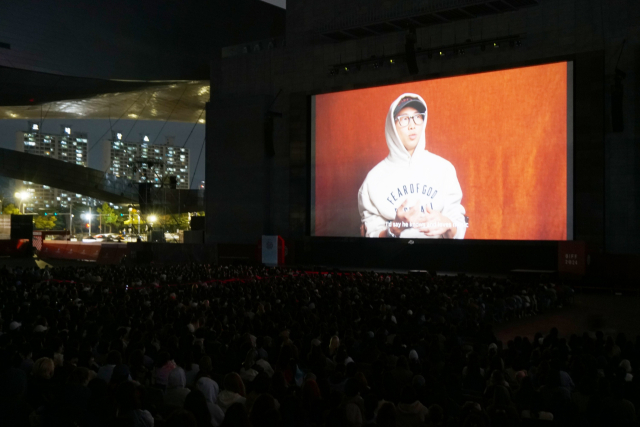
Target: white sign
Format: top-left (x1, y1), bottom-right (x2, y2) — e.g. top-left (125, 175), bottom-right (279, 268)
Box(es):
top-left (262, 235), bottom-right (278, 265)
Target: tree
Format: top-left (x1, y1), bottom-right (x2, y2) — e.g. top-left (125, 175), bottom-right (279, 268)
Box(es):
top-left (34, 215), bottom-right (57, 230)
top-left (151, 213), bottom-right (190, 232)
top-left (97, 203), bottom-right (119, 233)
top-left (123, 208), bottom-right (146, 234)
top-left (2, 203), bottom-right (20, 215)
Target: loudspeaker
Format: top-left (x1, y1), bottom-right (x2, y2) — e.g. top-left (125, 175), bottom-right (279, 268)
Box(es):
top-left (11, 215), bottom-right (33, 240)
top-left (405, 29), bottom-right (419, 75)
top-left (264, 115), bottom-right (275, 157)
top-left (191, 216), bottom-right (205, 231)
top-left (169, 176), bottom-right (177, 189)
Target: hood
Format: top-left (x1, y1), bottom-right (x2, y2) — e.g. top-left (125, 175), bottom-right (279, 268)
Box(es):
top-left (385, 93), bottom-right (428, 165)
top-left (168, 367), bottom-right (186, 388)
top-left (217, 389), bottom-right (245, 408)
top-left (196, 377), bottom-right (220, 403)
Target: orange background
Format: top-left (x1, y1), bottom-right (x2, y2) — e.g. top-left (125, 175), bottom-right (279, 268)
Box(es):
top-left (314, 62), bottom-right (567, 240)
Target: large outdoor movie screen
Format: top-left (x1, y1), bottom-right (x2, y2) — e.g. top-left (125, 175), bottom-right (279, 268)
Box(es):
top-left (311, 62), bottom-right (572, 240)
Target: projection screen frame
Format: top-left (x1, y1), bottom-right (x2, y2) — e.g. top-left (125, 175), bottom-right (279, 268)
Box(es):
top-left (309, 59), bottom-right (575, 242)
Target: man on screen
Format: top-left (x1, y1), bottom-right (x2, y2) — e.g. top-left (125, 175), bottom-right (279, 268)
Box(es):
top-left (358, 93), bottom-right (466, 239)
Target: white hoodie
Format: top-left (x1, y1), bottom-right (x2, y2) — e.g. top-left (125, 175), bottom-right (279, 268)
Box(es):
top-left (358, 93), bottom-right (466, 239)
top-left (196, 377), bottom-right (225, 427)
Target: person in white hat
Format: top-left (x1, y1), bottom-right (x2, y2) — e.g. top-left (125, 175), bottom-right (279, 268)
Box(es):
top-left (358, 93), bottom-right (466, 239)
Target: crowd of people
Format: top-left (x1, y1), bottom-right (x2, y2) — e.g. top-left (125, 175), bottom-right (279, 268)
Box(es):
top-left (0, 262), bottom-right (634, 426)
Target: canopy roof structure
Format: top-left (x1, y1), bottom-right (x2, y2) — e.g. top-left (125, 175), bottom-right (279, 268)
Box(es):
top-left (0, 0), bottom-right (284, 121)
top-left (0, 68), bottom-right (209, 123)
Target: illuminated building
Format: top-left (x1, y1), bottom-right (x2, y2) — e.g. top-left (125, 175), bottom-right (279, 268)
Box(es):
top-left (103, 133), bottom-right (190, 189)
top-left (15, 122), bottom-right (94, 211)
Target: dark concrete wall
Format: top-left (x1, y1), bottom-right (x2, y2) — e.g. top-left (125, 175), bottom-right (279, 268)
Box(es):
top-left (206, 96), bottom-right (271, 244)
top-left (0, 0), bottom-right (285, 80)
top-left (207, 0), bottom-right (640, 255)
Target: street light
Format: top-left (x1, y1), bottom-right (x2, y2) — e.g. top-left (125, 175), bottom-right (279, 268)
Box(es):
top-left (148, 215), bottom-right (157, 232)
top-left (82, 211), bottom-right (93, 236)
top-left (128, 205), bottom-right (133, 239)
top-left (14, 191), bottom-right (29, 214)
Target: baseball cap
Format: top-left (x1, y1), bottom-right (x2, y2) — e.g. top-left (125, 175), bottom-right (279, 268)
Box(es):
top-left (393, 96), bottom-right (426, 118)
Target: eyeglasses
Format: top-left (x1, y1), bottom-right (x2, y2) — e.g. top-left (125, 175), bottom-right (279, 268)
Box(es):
top-left (395, 113), bottom-right (425, 127)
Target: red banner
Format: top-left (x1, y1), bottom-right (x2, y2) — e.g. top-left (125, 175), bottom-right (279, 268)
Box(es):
top-left (97, 244), bottom-right (129, 265)
top-left (39, 241), bottom-right (129, 264)
top-left (40, 241), bottom-right (102, 261)
top-left (558, 241), bottom-right (586, 275)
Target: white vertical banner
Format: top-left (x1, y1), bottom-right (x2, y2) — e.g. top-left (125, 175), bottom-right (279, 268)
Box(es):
top-left (262, 235), bottom-right (278, 265)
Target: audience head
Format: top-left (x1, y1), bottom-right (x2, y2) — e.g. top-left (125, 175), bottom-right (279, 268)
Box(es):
top-left (223, 372), bottom-right (246, 397)
top-left (32, 357), bottom-right (55, 379)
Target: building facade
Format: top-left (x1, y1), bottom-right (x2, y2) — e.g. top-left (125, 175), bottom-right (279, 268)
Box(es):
top-left (15, 123), bottom-right (95, 211)
top-left (103, 133), bottom-right (190, 189)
